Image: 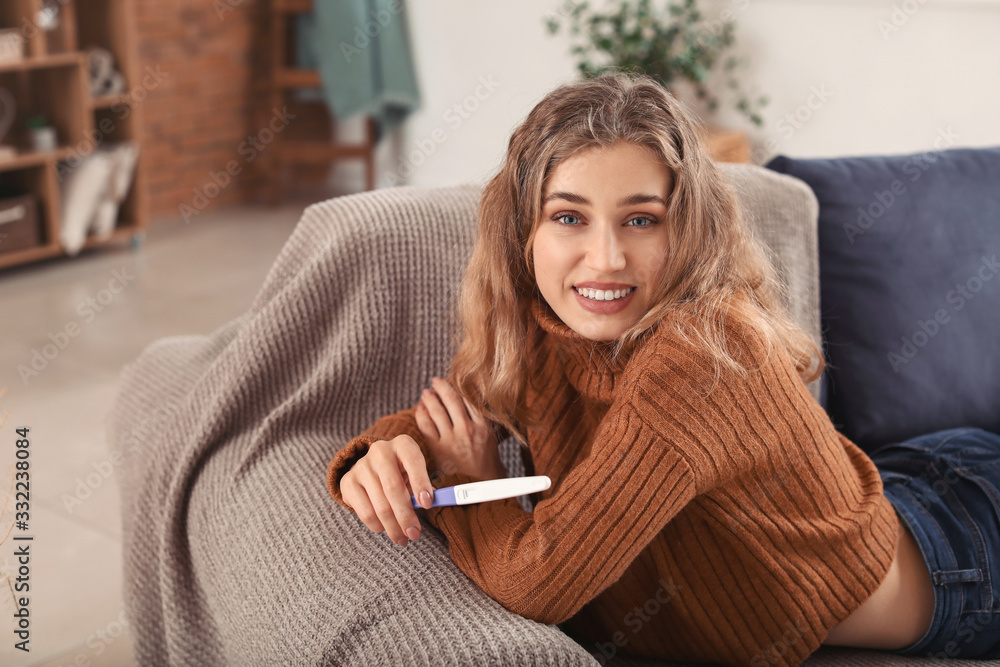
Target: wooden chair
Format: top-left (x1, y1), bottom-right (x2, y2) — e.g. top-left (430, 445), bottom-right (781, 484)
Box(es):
top-left (265, 0), bottom-right (377, 202)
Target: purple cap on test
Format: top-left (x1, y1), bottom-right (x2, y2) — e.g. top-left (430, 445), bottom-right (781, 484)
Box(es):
top-left (415, 486), bottom-right (455, 508)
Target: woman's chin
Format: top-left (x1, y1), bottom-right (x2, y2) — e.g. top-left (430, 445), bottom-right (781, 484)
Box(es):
top-left (566, 318), bottom-right (630, 342)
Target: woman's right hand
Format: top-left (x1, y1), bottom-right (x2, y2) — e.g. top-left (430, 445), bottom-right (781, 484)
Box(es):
top-left (340, 435), bottom-right (435, 546)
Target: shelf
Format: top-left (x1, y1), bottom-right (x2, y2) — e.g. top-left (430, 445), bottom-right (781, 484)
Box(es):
top-left (0, 52), bottom-right (85, 73)
top-left (0, 207), bottom-right (141, 272)
top-left (0, 147), bottom-right (88, 173)
top-left (0, 205), bottom-right (142, 273)
top-left (0, 0), bottom-right (147, 273)
top-left (0, 63), bottom-right (93, 156)
top-left (275, 0), bottom-right (313, 12)
top-left (90, 93), bottom-right (133, 109)
top-left (0, 243), bottom-right (64, 271)
top-left (275, 68), bottom-right (321, 89)
top-left (81, 225), bottom-right (137, 250)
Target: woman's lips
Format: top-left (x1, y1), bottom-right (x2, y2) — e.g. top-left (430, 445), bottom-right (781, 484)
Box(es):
top-left (572, 286), bottom-right (636, 314)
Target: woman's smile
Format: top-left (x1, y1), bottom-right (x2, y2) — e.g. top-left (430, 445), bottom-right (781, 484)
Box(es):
top-left (572, 285), bottom-right (637, 314)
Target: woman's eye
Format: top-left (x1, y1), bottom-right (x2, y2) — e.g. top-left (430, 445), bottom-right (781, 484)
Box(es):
top-left (627, 216), bottom-right (656, 227)
top-left (555, 214), bottom-right (580, 225)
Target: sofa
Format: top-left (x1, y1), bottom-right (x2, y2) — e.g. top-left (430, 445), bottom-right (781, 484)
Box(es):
top-left (109, 156), bottom-right (998, 666)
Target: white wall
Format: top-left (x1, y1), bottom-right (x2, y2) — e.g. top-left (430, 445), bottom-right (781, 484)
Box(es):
top-left (335, 0), bottom-right (1000, 192)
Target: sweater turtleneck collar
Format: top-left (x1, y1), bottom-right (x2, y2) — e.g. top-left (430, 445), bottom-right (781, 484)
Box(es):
top-left (530, 293), bottom-right (640, 404)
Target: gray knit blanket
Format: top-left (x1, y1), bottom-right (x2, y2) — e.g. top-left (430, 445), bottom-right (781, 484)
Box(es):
top-left (109, 170), bottom-right (974, 666)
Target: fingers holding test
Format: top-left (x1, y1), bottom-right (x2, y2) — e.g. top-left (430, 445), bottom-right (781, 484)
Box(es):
top-left (370, 474), bottom-right (412, 545)
top-left (365, 439), bottom-right (422, 546)
top-left (398, 437), bottom-right (434, 511)
top-left (341, 465), bottom-right (386, 535)
top-left (361, 448), bottom-right (408, 545)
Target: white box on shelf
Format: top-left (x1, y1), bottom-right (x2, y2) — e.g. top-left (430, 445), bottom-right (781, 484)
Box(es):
top-left (0, 29), bottom-right (25, 64)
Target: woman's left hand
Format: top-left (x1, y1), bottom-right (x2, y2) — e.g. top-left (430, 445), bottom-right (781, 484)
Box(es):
top-left (415, 376), bottom-right (506, 480)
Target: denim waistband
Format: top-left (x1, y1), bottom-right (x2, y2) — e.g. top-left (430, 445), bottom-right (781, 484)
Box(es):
top-left (873, 427), bottom-right (1000, 658)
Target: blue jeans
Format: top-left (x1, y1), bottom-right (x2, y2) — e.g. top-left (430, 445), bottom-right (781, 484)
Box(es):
top-left (868, 427), bottom-right (1000, 658)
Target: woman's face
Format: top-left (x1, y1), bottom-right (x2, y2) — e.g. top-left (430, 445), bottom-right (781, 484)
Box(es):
top-left (532, 141), bottom-right (673, 342)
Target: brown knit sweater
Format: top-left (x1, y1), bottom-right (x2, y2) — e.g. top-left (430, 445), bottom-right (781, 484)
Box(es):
top-left (326, 295), bottom-right (899, 667)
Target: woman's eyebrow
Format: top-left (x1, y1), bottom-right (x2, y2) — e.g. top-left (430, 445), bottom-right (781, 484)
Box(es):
top-left (542, 191), bottom-right (668, 207)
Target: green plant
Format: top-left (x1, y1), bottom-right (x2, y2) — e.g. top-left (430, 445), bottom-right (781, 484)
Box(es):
top-left (25, 115), bottom-right (49, 130)
top-left (545, 0), bottom-right (768, 127)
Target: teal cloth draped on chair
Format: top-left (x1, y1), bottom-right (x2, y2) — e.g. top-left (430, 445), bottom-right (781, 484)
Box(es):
top-left (296, 0), bottom-right (422, 141)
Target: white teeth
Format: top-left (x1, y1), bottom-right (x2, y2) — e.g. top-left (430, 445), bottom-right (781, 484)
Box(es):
top-left (576, 287), bottom-right (635, 301)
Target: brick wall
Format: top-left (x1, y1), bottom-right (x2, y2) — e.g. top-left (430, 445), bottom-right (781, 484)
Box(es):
top-left (135, 0), bottom-right (332, 219)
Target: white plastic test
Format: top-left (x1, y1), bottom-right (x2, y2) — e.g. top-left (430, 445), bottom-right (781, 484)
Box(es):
top-left (453, 475), bottom-right (551, 505)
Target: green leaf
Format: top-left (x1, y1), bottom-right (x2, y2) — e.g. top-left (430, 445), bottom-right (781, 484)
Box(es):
top-left (541, 0), bottom-right (769, 125)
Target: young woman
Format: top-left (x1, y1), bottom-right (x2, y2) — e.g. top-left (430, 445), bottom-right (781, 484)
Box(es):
top-left (326, 71), bottom-right (1000, 664)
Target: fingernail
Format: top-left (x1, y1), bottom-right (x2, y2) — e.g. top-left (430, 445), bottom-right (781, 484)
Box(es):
top-left (406, 527), bottom-right (420, 541)
top-left (396, 537), bottom-right (408, 547)
top-left (420, 490), bottom-right (431, 508)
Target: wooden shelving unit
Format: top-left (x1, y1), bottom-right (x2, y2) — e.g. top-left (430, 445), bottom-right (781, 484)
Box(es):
top-left (0, 0), bottom-right (146, 271)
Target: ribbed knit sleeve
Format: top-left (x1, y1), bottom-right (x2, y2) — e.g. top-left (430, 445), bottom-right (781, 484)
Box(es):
top-left (326, 403), bottom-right (440, 513)
top-left (423, 355), bottom-right (702, 625)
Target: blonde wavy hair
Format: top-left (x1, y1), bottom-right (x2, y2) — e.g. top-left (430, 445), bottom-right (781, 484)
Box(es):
top-left (443, 70), bottom-right (823, 446)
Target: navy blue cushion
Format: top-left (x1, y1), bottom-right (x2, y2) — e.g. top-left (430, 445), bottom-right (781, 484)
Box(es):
top-left (766, 147), bottom-right (1000, 452)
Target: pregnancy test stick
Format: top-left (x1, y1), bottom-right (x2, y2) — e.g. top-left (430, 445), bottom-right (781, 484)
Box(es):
top-left (411, 475), bottom-right (551, 509)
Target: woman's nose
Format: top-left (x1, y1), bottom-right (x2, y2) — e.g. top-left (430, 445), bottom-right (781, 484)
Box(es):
top-left (585, 227), bottom-right (626, 272)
